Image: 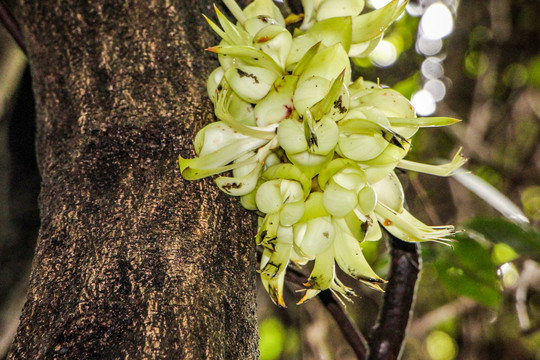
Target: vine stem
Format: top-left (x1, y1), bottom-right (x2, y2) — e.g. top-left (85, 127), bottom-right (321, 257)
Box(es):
top-left (0, 1), bottom-right (26, 55)
top-left (367, 233), bottom-right (421, 360)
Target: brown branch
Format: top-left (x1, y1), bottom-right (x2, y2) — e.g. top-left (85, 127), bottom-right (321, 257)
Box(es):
top-left (0, 1), bottom-right (26, 55)
top-left (367, 234), bottom-right (421, 360)
top-left (285, 265), bottom-right (368, 360)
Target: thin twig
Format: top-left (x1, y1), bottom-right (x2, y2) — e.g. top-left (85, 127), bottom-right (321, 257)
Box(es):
top-left (367, 233), bottom-right (421, 360)
top-left (284, 266), bottom-right (368, 359)
top-left (318, 290), bottom-right (368, 359)
top-left (0, 1), bottom-right (26, 55)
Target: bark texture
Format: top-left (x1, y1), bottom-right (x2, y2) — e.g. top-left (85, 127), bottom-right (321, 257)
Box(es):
top-left (8, 1), bottom-right (258, 359)
top-left (368, 235), bottom-right (420, 360)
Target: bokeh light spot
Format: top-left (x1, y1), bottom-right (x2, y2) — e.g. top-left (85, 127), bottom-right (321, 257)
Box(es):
top-left (370, 40), bottom-right (398, 67)
top-left (421, 57), bottom-right (444, 79)
top-left (426, 330), bottom-right (457, 360)
top-left (420, 2), bottom-right (454, 40)
top-left (417, 35), bottom-right (443, 56)
top-left (411, 89), bottom-right (436, 115)
top-left (424, 79), bottom-right (446, 102)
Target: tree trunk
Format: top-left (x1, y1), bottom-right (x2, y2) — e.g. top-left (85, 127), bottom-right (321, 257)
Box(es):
top-left (7, 1), bottom-right (259, 358)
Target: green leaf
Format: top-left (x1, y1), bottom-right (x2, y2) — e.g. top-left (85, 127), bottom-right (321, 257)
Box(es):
top-left (434, 232), bottom-right (502, 308)
top-left (453, 233), bottom-right (499, 283)
top-left (464, 217), bottom-right (540, 256)
top-left (434, 260), bottom-right (501, 308)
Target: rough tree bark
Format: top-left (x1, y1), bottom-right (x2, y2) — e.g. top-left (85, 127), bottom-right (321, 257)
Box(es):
top-left (7, 0), bottom-right (259, 358)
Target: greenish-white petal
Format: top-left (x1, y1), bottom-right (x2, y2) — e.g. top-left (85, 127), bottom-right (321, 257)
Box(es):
top-left (360, 163), bottom-right (397, 184)
top-left (332, 167), bottom-right (367, 192)
top-left (207, 67), bottom-right (225, 104)
top-left (280, 201), bottom-right (306, 226)
top-left (310, 71), bottom-right (349, 121)
top-left (243, 15), bottom-right (277, 37)
top-left (263, 163), bottom-right (312, 198)
top-left (364, 213), bottom-right (382, 241)
top-left (299, 43), bottom-right (351, 85)
top-left (310, 116), bottom-right (339, 155)
top-left (179, 137), bottom-right (268, 180)
top-left (224, 65), bottom-right (280, 103)
top-left (338, 129), bottom-right (389, 161)
top-left (260, 242), bottom-right (292, 280)
top-left (358, 141), bottom-right (410, 167)
top-left (213, 5), bottom-right (252, 45)
top-left (243, 0), bottom-right (286, 26)
top-left (317, 0), bottom-right (365, 21)
top-left (257, 212), bottom-right (281, 248)
top-left (277, 118), bottom-right (309, 155)
top-left (307, 16), bottom-right (353, 52)
top-left (318, 158), bottom-right (364, 190)
top-left (299, 0), bottom-right (323, 29)
top-left (286, 33), bottom-right (319, 71)
top-left (333, 218), bottom-right (385, 283)
top-left (297, 192), bottom-right (331, 224)
top-left (357, 183), bottom-right (377, 215)
top-left (240, 190), bottom-right (258, 210)
top-left (209, 45), bottom-right (283, 75)
top-left (289, 38), bottom-right (321, 74)
top-left (256, 179), bottom-right (284, 214)
top-left (293, 76), bottom-right (331, 116)
top-left (260, 261), bottom-right (287, 307)
top-left (287, 150), bottom-right (334, 179)
top-left (254, 75), bottom-right (297, 127)
top-left (372, 171), bottom-right (404, 212)
top-left (280, 179), bottom-right (305, 204)
top-left (375, 202), bottom-right (455, 243)
top-left (356, 88), bottom-right (417, 138)
top-left (348, 36), bottom-right (382, 58)
top-left (388, 116), bottom-right (461, 128)
top-left (297, 244), bottom-right (336, 304)
top-left (323, 179), bottom-right (358, 217)
top-left (263, 152), bottom-right (281, 170)
top-left (253, 25), bottom-right (292, 69)
top-left (294, 216), bottom-right (335, 259)
top-left (351, 0), bottom-right (400, 43)
top-left (216, 154), bottom-right (266, 196)
top-left (397, 148), bottom-right (467, 176)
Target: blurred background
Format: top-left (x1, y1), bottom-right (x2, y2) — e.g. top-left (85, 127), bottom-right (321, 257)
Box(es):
top-left (1, 0), bottom-right (539, 359)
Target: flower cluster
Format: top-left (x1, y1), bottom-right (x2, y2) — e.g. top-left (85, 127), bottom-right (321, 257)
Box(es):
top-left (179, 0), bottom-right (466, 306)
